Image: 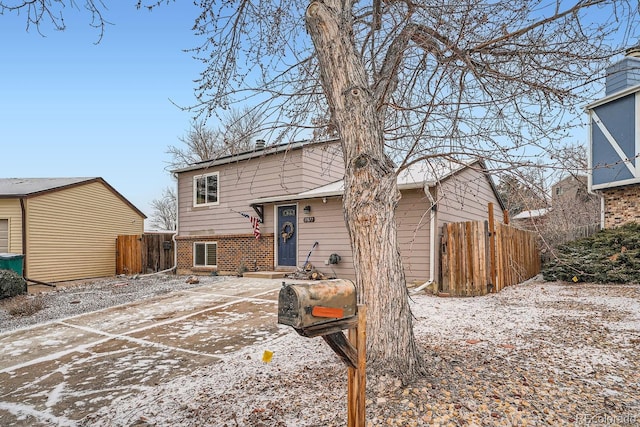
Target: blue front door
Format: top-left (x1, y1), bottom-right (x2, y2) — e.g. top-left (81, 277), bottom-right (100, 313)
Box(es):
top-left (277, 205), bottom-right (297, 266)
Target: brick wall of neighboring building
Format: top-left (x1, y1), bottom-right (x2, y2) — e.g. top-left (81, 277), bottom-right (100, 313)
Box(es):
top-left (176, 233), bottom-right (275, 275)
top-left (603, 184), bottom-right (640, 228)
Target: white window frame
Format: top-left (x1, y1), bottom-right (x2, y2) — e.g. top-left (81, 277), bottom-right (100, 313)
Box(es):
top-left (193, 242), bottom-right (218, 267)
top-left (0, 219), bottom-right (8, 253)
top-left (193, 172), bottom-right (220, 207)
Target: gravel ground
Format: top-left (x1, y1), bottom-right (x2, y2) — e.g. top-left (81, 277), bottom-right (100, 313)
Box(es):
top-left (0, 274), bottom-right (229, 333)
top-left (2, 275), bottom-right (639, 426)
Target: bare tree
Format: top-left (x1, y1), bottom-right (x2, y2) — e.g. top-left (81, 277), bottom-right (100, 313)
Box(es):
top-left (497, 167), bottom-right (550, 218)
top-left (0, 0), bottom-right (109, 41)
top-left (530, 144), bottom-right (601, 252)
top-left (5, 0), bottom-right (639, 382)
top-left (166, 119), bottom-right (218, 168)
top-left (543, 175), bottom-right (601, 248)
top-left (167, 107), bottom-right (264, 169)
top-left (149, 186), bottom-right (177, 231)
top-left (159, 107), bottom-right (264, 228)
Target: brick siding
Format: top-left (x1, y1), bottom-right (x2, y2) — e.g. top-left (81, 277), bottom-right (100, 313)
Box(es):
top-left (603, 184), bottom-right (640, 228)
top-left (176, 233), bottom-right (274, 276)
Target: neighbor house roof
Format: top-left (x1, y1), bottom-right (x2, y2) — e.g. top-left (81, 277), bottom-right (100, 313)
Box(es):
top-left (249, 158), bottom-right (502, 207)
top-left (512, 208), bottom-right (550, 220)
top-left (0, 177), bottom-right (146, 218)
top-left (0, 177), bottom-right (97, 197)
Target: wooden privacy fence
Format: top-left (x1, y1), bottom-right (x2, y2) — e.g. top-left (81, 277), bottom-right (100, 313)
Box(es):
top-left (116, 235), bottom-right (141, 275)
top-left (440, 221), bottom-right (540, 297)
top-left (116, 233), bottom-right (175, 275)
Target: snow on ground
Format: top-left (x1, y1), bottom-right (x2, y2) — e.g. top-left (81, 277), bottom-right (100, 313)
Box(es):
top-left (3, 274), bottom-right (640, 426)
top-left (0, 274), bottom-right (229, 333)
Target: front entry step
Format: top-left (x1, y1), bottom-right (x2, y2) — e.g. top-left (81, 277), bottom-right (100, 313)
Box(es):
top-left (242, 271), bottom-right (288, 279)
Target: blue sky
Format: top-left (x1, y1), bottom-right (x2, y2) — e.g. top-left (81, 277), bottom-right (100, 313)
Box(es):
top-left (1, 2), bottom-right (634, 224)
top-left (0, 3), bottom-right (204, 225)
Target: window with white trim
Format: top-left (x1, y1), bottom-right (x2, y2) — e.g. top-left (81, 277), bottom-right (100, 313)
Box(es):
top-left (193, 172), bottom-right (219, 206)
top-left (194, 242), bottom-right (217, 267)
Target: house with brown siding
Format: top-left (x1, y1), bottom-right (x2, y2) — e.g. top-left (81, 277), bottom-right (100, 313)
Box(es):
top-left (174, 141), bottom-right (504, 284)
top-left (173, 140), bottom-right (345, 275)
top-left (250, 159), bottom-right (504, 283)
top-left (0, 177), bottom-right (146, 283)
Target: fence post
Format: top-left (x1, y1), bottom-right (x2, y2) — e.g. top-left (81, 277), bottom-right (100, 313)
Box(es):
top-left (488, 203), bottom-right (497, 292)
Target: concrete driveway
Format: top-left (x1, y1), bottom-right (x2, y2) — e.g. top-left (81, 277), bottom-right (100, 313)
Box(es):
top-left (0, 278), bottom-right (285, 426)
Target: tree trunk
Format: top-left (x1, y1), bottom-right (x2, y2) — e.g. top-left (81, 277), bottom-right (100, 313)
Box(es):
top-left (306, 0), bottom-right (425, 382)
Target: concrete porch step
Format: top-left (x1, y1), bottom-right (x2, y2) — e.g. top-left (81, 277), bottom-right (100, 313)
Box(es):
top-left (242, 271), bottom-right (288, 279)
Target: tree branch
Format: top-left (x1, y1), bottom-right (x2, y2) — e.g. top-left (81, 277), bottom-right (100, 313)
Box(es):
top-left (471, 0), bottom-right (607, 53)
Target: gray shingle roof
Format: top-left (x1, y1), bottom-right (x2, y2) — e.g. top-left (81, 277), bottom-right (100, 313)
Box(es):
top-left (0, 177), bottom-right (147, 218)
top-left (0, 178), bottom-right (97, 197)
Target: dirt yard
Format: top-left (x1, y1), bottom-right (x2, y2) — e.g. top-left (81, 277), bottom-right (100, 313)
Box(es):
top-left (86, 277), bottom-right (640, 426)
top-left (1, 275), bottom-right (639, 426)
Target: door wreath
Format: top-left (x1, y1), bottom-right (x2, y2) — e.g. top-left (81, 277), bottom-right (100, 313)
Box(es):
top-left (280, 221), bottom-right (294, 243)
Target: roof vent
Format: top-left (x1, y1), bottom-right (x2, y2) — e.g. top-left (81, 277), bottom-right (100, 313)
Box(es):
top-left (255, 139), bottom-right (266, 150)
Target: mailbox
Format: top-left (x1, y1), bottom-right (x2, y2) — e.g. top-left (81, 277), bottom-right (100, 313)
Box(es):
top-left (278, 279), bottom-right (357, 337)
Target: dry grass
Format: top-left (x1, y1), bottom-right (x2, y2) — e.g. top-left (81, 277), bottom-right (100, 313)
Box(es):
top-left (1, 295), bottom-right (45, 317)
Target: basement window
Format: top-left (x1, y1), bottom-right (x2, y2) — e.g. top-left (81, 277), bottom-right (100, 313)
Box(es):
top-left (194, 242), bottom-right (217, 267)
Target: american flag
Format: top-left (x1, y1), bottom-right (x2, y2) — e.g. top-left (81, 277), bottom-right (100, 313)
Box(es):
top-left (250, 216), bottom-right (261, 239)
top-left (237, 211), bottom-right (261, 239)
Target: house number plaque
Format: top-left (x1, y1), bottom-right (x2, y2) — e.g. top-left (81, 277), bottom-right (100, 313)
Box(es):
top-left (304, 217), bottom-right (315, 223)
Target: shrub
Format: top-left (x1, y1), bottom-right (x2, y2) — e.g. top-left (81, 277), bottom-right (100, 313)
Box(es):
top-left (237, 262), bottom-right (249, 277)
top-left (2, 294), bottom-right (45, 317)
top-left (0, 269), bottom-right (27, 300)
top-left (542, 223), bottom-right (640, 283)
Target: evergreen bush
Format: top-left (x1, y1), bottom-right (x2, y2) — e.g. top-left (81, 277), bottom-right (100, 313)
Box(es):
top-left (0, 269), bottom-right (27, 299)
top-left (542, 223), bottom-right (640, 283)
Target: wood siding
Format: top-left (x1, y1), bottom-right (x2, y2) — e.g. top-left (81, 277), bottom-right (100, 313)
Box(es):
top-left (434, 167), bottom-right (502, 282)
top-left (178, 142), bottom-right (344, 237)
top-left (301, 142), bottom-right (345, 189)
top-left (436, 167), bottom-right (502, 226)
top-left (25, 181), bottom-right (144, 282)
top-left (0, 199), bottom-right (22, 254)
top-left (176, 148), bottom-right (503, 287)
top-left (396, 189), bottom-right (432, 283)
top-left (275, 189), bottom-right (432, 283)
top-left (178, 151), bottom-right (303, 237)
top-left (294, 198), bottom-right (353, 277)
